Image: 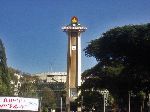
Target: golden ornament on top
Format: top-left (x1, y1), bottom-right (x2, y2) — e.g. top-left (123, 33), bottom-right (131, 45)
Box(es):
top-left (71, 16), bottom-right (78, 24)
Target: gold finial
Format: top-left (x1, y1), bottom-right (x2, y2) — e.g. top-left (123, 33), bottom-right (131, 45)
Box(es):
top-left (71, 16), bottom-right (78, 24)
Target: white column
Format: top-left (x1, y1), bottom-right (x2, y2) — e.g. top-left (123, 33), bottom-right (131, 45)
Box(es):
top-left (129, 92), bottom-right (130, 112)
top-left (77, 33), bottom-right (81, 87)
top-left (68, 32), bottom-right (72, 98)
top-left (61, 97), bottom-right (62, 112)
top-left (104, 95), bottom-right (106, 112)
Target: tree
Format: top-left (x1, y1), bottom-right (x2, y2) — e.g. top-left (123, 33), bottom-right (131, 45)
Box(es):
top-left (41, 87), bottom-right (56, 111)
top-left (0, 39), bottom-right (11, 95)
top-left (82, 23), bottom-right (150, 111)
top-left (80, 90), bottom-right (103, 111)
top-left (18, 74), bottom-right (38, 97)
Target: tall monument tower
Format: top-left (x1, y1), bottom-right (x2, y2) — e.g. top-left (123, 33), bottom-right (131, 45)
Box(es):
top-left (62, 17), bottom-right (87, 112)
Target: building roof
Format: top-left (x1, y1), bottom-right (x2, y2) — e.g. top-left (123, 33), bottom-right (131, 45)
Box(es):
top-left (34, 72), bottom-right (67, 76)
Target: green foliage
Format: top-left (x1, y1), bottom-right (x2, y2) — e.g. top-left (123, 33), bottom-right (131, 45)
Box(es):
top-left (81, 91), bottom-right (103, 111)
top-left (42, 107), bottom-right (49, 112)
top-left (0, 39), bottom-right (11, 95)
top-left (85, 24), bottom-right (150, 67)
top-left (82, 23), bottom-right (150, 111)
top-left (8, 67), bottom-right (19, 84)
top-left (19, 82), bottom-right (37, 97)
top-left (18, 75), bottom-right (37, 97)
top-left (41, 87), bottom-right (56, 110)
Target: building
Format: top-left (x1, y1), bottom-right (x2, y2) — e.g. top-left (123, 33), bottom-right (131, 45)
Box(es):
top-left (10, 73), bottom-right (22, 96)
top-left (34, 72), bottom-right (67, 111)
top-left (35, 72), bottom-right (67, 83)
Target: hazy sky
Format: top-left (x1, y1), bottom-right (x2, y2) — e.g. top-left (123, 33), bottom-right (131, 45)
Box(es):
top-left (0, 0), bottom-right (150, 74)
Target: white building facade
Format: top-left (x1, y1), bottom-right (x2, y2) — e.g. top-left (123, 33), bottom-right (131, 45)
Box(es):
top-left (35, 72), bottom-right (67, 83)
top-left (10, 73), bottom-right (22, 96)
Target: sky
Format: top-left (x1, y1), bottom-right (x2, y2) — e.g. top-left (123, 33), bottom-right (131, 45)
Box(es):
top-left (0, 0), bottom-right (150, 74)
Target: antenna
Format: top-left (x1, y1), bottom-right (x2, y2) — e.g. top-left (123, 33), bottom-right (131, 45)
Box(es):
top-left (49, 59), bottom-right (55, 72)
top-left (50, 63), bottom-right (53, 72)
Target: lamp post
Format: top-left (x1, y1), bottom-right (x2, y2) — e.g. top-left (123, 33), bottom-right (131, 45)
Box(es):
top-left (100, 89), bottom-right (109, 112)
top-left (129, 91), bottom-right (131, 112)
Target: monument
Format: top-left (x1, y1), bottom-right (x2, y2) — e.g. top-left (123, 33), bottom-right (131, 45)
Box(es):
top-left (62, 17), bottom-right (87, 112)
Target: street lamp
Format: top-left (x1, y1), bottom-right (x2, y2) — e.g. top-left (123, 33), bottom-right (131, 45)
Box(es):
top-left (100, 89), bottom-right (109, 112)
